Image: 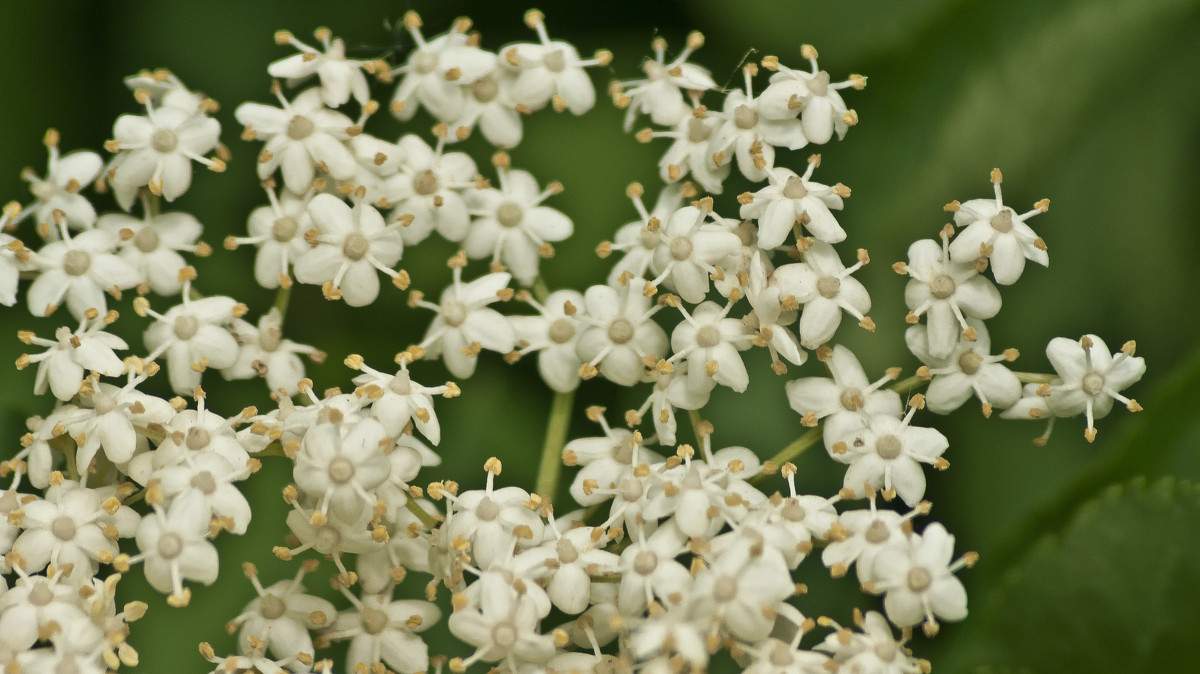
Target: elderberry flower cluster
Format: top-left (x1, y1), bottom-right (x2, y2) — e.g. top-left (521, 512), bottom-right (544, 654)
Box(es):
top-left (0, 9), bottom-right (1146, 674)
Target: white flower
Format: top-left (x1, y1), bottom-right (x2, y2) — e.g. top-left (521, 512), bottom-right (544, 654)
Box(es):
top-left (98, 209), bottom-right (205, 296)
top-left (445, 460), bottom-right (544, 569)
top-left (773, 241), bottom-right (872, 349)
top-left (414, 264), bottom-right (515, 378)
top-left (575, 282), bottom-right (667, 387)
top-left (1044, 335), bottom-right (1145, 441)
top-left (504, 10), bottom-right (608, 115)
top-left (229, 562), bottom-right (338, 663)
top-left (947, 169), bottom-right (1049, 285)
top-left (0, 568), bottom-right (99, 651)
top-left (270, 28), bottom-right (371, 107)
top-left (509, 289), bottom-right (586, 393)
top-left (906, 319), bottom-right (1021, 416)
top-left (447, 570), bottom-right (556, 669)
top-left (816, 611), bottom-right (925, 674)
top-left (293, 415), bottom-right (393, 523)
top-left (325, 588), bottom-right (440, 674)
top-left (67, 371), bottom-right (175, 470)
top-left (127, 399), bottom-right (252, 485)
top-left (0, 227), bottom-right (30, 306)
top-left (646, 201), bottom-right (742, 303)
top-left (688, 541), bottom-right (794, 642)
top-left (108, 90), bottom-right (223, 209)
top-left (225, 186), bottom-right (313, 289)
top-left (628, 363), bottom-right (710, 446)
top-left (464, 163), bottom-right (572, 285)
top-left (139, 283), bottom-right (244, 395)
top-left (602, 183), bottom-right (685, 286)
top-left (613, 32), bottom-right (716, 130)
top-left (615, 525), bottom-right (691, 615)
top-left (389, 13), bottom-right (495, 123)
top-left (830, 407), bottom-right (949, 506)
top-left (669, 300), bottom-right (754, 393)
top-left (26, 226), bottom-right (140, 319)
top-left (785, 344), bottom-right (903, 447)
top-left (16, 312), bottom-right (127, 401)
top-left (870, 523), bottom-right (973, 636)
top-left (512, 524), bottom-right (619, 615)
top-left (642, 109), bottom-right (731, 193)
top-left (707, 65), bottom-right (807, 182)
top-left (153, 452), bottom-right (252, 535)
top-left (235, 86), bottom-right (357, 194)
top-left (740, 163), bottom-right (848, 250)
top-left (822, 498), bottom-right (929, 584)
top-left (563, 413), bottom-right (664, 507)
top-left (758, 46), bottom-right (864, 143)
top-left (451, 71), bottom-right (524, 148)
top-left (742, 251), bottom-right (805, 374)
top-left (384, 133), bottom-right (478, 244)
top-left (294, 193), bottom-right (407, 306)
top-left (19, 130), bottom-right (103, 233)
top-left (12, 481), bottom-right (138, 580)
top-left (224, 308), bottom-right (323, 396)
top-left (899, 234), bottom-right (1002, 360)
top-left (133, 491), bottom-right (219, 603)
top-left (349, 355), bottom-right (458, 444)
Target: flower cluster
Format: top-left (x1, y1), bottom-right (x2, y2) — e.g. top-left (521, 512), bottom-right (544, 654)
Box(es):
top-left (0, 10), bottom-right (1146, 674)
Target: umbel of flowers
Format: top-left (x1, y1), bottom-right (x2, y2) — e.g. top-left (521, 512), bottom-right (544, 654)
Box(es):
top-left (0, 10), bottom-right (1145, 674)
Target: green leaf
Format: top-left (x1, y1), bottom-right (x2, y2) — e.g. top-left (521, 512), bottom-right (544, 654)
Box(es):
top-left (982, 477), bottom-right (1200, 672)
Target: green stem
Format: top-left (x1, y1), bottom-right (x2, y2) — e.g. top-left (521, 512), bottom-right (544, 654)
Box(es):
top-left (535, 389), bottom-right (575, 502)
top-left (755, 426), bottom-right (824, 483)
top-left (272, 285), bottom-right (293, 323)
top-left (404, 498), bottom-right (438, 530)
top-left (1015, 371), bottom-right (1056, 384)
top-left (531, 276), bottom-right (551, 304)
top-left (688, 409), bottom-right (705, 447)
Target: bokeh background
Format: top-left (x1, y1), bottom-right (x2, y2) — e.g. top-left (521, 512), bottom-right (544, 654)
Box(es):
top-left (2, 0), bottom-right (1198, 671)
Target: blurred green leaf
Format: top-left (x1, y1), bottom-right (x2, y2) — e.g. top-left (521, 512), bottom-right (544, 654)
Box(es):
top-left (982, 477), bottom-right (1200, 672)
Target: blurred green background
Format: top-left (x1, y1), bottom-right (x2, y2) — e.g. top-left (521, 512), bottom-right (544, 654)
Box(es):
top-left (2, 0), bottom-right (1199, 672)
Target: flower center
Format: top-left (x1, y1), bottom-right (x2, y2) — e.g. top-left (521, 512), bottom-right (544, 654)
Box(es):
top-left (63, 250), bottom-right (91, 277)
top-left (272, 217), bottom-right (298, 242)
top-left (413, 51), bottom-right (438, 75)
top-left (190, 471), bottom-right (217, 495)
top-left (874, 640), bottom-right (899, 662)
top-left (906, 566), bottom-right (933, 592)
top-left (958, 351), bottom-right (983, 375)
top-left (618, 477), bottom-right (643, 502)
top-left (475, 497), bottom-right (499, 522)
top-left (151, 128), bottom-right (178, 153)
top-left (817, 275), bottom-right (841, 299)
top-left (388, 371), bottom-right (412, 395)
top-left (543, 50), bottom-right (566, 73)
top-left (782, 175), bottom-right (809, 200)
top-left (549, 318), bottom-right (575, 344)
top-left (875, 434), bottom-right (903, 460)
top-left (327, 456), bottom-right (356, 484)
top-left (839, 387), bottom-right (864, 411)
top-left (607, 318), bottom-right (634, 345)
top-left (669, 237), bottom-right (693, 261)
top-left (990, 210), bottom-right (1014, 233)
top-left (808, 71), bottom-right (831, 97)
top-left (497, 203), bottom-right (523, 228)
top-left (342, 232), bottom-right (370, 261)
top-left (361, 607), bottom-right (389, 635)
top-left (696, 325), bottom-right (721, 349)
top-left (259, 593), bottom-right (286, 620)
top-left (93, 393), bottom-right (117, 416)
top-left (134, 226), bottom-right (160, 253)
top-left (734, 104), bottom-right (758, 130)
top-left (185, 426), bottom-right (211, 451)
top-left (413, 169), bottom-right (439, 196)
top-left (712, 575), bottom-right (738, 602)
top-left (864, 519), bottom-right (891, 544)
top-left (1082, 371), bottom-right (1106, 396)
top-left (157, 532), bottom-right (184, 559)
top-left (442, 301), bottom-right (468, 327)
top-left (174, 315), bottom-right (199, 340)
top-left (260, 326), bottom-right (283, 352)
top-left (687, 117), bottom-right (712, 143)
top-left (29, 581), bottom-right (54, 606)
top-left (929, 274), bottom-right (957, 299)
top-left (633, 551), bottom-right (658, 576)
top-left (472, 77), bottom-right (499, 103)
top-left (51, 516), bottom-right (77, 541)
top-left (314, 525), bottom-right (341, 552)
top-left (640, 227), bottom-right (660, 250)
top-left (287, 115), bottom-right (314, 140)
top-left (557, 538), bottom-right (579, 564)
top-left (782, 500), bottom-right (806, 522)
top-left (491, 621), bottom-right (519, 648)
